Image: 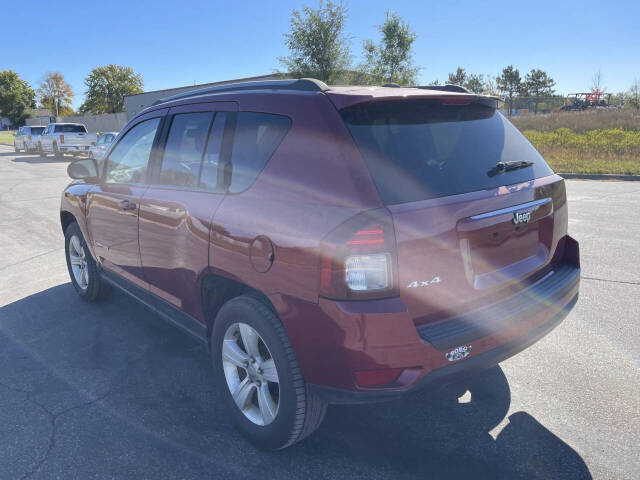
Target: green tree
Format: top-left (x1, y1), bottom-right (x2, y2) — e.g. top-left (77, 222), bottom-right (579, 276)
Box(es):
top-left (360, 10), bottom-right (418, 85)
top-left (496, 65), bottom-right (523, 115)
top-left (279, 1), bottom-right (351, 83)
top-left (524, 69), bottom-right (555, 114)
top-left (447, 67), bottom-right (467, 86)
top-left (446, 67), bottom-right (484, 93)
top-left (79, 64), bottom-right (143, 114)
top-left (0, 70), bottom-right (35, 127)
top-left (37, 72), bottom-right (74, 117)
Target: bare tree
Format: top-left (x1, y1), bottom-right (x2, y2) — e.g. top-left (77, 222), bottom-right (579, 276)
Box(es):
top-left (591, 69), bottom-right (605, 93)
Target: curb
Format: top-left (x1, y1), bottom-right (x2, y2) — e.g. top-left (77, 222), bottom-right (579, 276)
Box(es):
top-left (559, 173), bottom-right (640, 181)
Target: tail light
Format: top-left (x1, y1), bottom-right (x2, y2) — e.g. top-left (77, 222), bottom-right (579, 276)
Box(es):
top-left (28, 135), bottom-right (32, 142)
top-left (319, 208), bottom-right (398, 300)
top-left (60, 135), bottom-right (64, 144)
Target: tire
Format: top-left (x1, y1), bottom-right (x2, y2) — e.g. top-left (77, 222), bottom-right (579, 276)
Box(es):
top-left (38, 143), bottom-right (46, 157)
top-left (211, 295), bottom-right (327, 450)
top-left (53, 142), bottom-right (63, 159)
top-left (64, 222), bottom-right (111, 301)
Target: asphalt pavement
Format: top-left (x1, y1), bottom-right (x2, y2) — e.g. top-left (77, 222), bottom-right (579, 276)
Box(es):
top-left (0, 144), bottom-right (638, 479)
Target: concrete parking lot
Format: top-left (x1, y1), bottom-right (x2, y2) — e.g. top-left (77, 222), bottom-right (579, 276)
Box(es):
top-left (0, 144), bottom-right (638, 479)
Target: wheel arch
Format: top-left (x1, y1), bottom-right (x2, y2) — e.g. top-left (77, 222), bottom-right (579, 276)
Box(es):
top-left (200, 273), bottom-right (277, 344)
top-left (60, 210), bottom-right (77, 233)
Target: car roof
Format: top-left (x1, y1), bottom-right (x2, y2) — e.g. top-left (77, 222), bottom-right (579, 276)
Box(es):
top-left (138, 78), bottom-right (499, 120)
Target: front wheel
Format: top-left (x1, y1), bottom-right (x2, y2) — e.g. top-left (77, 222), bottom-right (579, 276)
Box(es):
top-left (211, 295), bottom-right (327, 450)
top-left (64, 222), bottom-right (111, 301)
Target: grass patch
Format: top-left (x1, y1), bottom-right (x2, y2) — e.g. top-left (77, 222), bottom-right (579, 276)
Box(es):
top-left (512, 109), bottom-right (640, 132)
top-left (523, 128), bottom-right (640, 175)
top-left (0, 133), bottom-right (15, 146)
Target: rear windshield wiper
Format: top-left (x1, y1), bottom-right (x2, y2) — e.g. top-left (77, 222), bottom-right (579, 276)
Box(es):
top-left (487, 160), bottom-right (534, 177)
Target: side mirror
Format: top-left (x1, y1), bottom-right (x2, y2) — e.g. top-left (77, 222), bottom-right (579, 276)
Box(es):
top-left (67, 158), bottom-right (98, 181)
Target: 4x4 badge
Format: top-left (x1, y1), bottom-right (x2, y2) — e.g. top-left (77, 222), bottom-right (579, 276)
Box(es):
top-left (513, 211), bottom-right (531, 225)
top-left (407, 276), bottom-right (440, 289)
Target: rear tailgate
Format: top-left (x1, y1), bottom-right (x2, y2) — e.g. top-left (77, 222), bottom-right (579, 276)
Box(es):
top-left (339, 94), bottom-right (568, 325)
top-left (54, 125), bottom-right (95, 147)
top-left (388, 176), bottom-right (567, 325)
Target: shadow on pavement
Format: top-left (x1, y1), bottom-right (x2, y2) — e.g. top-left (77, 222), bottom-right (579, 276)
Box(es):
top-left (0, 284), bottom-right (592, 479)
top-left (6, 152), bottom-right (74, 163)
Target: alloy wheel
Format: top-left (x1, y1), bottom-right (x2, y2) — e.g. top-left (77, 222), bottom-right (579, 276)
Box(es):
top-left (222, 322), bottom-right (280, 426)
top-left (68, 235), bottom-right (89, 290)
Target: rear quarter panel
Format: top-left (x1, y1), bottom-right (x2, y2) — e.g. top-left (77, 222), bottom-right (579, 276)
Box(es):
top-left (209, 92), bottom-right (382, 303)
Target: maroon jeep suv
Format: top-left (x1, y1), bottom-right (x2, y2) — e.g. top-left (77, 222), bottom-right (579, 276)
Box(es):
top-left (60, 79), bottom-right (580, 449)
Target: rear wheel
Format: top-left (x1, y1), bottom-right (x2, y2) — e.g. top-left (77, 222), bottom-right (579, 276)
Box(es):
top-left (38, 143), bottom-right (46, 157)
top-left (53, 142), bottom-right (63, 159)
top-left (211, 295), bottom-right (327, 450)
top-left (64, 222), bottom-right (111, 301)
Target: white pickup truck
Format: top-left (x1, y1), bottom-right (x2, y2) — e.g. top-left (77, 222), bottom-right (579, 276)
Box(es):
top-left (38, 123), bottom-right (98, 158)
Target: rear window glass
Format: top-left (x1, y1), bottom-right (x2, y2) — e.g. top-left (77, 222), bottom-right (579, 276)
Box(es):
top-left (54, 124), bottom-right (87, 133)
top-left (228, 112), bottom-right (291, 193)
top-left (30, 127), bottom-right (45, 134)
top-left (341, 99), bottom-right (553, 204)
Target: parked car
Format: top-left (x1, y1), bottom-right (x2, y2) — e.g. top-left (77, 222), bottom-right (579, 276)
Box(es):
top-left (39, 123), bottom-right (97, 158)
top-left (88, 132), bottom-right (118, 160)
top-left (60, 79), bottom-right (580, 450)
top-left (14, 125), bottom-right (45, 153)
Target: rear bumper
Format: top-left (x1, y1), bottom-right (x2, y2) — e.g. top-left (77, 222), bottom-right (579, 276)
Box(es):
top-left (310, 290), bottom-right (577, 404)
top-left (60, 145), bottom-right (91, 152)
top-left (301, 236), bottom-right (580, 404)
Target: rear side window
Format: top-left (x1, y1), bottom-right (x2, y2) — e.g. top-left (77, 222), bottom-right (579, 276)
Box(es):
top-left (341, 99), bottom-right (553, 204)
top-left (31, 127), bottom-right (44, 135)
top-left (158, 112), bottom-right (214, 187)
top-left (228, 112), bottom-right (291, 193)
top-left (54, 124), bottom-right (87, 133)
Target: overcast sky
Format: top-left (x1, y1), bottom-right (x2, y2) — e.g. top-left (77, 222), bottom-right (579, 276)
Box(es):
top-left (2, 0), bottom-right (639, 109)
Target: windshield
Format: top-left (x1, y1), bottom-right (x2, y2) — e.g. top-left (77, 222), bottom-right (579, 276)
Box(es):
top-left (341, 99), bottom-right (553, 205)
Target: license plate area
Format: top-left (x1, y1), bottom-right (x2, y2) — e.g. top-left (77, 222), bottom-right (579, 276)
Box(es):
top-left (457, 198), bottom-right (553, 289)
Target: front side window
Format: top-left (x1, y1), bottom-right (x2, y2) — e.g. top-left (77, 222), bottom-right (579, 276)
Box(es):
top-left (158, 112), bottom-right (213, 187)
top-left (228, 112), bottom-right (291, 193)
top-left (104, 118), bottom-right (160, 184)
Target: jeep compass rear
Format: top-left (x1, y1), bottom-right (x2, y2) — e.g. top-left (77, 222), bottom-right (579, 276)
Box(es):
top-left (60, 79), bottom-right (579, 450)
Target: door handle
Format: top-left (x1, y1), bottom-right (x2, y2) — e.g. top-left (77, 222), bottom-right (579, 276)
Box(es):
top-left (120, 199), bottom-right (137, 211)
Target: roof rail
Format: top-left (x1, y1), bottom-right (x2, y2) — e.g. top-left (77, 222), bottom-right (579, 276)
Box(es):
top-left (417, 84), bottom-right (472, 94)
top-left (154, 78), bottom-right (330, 105)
